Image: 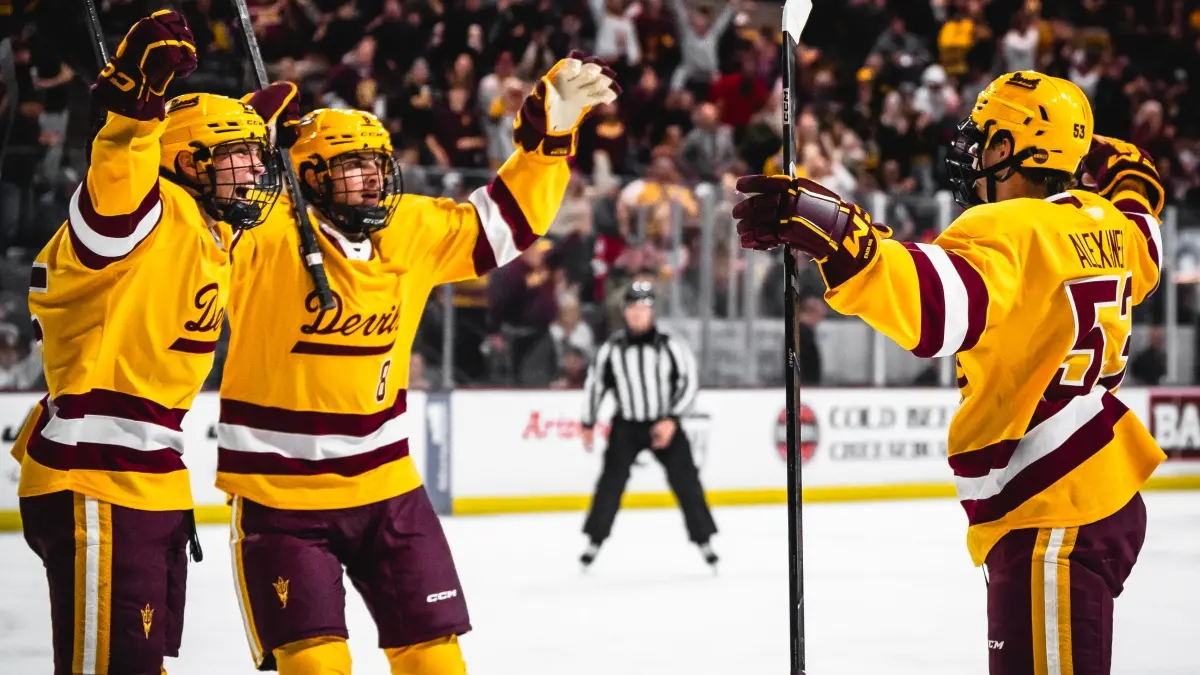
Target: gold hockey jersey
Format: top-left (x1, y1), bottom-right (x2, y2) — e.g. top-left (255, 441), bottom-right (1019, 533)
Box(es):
top-left (825, 189), bottom-right (1167, 565)
top-left (215, 148), bottom-right (568, 510)
top-left (12, 112), bottom-right (236, 512)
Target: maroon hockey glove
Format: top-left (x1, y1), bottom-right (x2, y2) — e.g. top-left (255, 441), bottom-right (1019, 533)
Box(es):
top-left (1081, 134), bottom-right (1165, 218)
top-left (514, 50), bottom-right (621, 157)
top-left (242, 81), bottom-right (300, 148)
top-left (91, 10), bottom-right (198, 121)
top-left (733, 175), bottom-right (893, 289)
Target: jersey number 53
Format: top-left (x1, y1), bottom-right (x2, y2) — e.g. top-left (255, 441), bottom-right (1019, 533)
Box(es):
top-left (1045, 272), bottom-right (1133, 400)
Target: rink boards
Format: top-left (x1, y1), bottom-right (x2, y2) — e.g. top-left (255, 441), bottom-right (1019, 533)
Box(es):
top-left (2, 386), bottom-right (1200, 528)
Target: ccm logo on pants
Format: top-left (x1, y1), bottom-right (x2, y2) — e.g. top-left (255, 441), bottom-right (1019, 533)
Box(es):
top-left (426, 590), bottom-right (458, 603)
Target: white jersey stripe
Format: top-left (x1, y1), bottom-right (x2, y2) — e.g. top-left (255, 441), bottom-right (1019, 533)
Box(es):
top-left (915, 243), bottom-right (971, 357)
top-left (217, 411), bottom-right (412, 461)
top-left (468, 186), bottom-right (520, 267)
top-left (68, 184), bottom-right (162, 259)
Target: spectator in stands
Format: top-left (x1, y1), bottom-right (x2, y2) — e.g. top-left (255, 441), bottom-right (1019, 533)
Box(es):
top-left (680, 102), bottom-right (735, 182)
top-left (588, 0), bottom-right (641, 66)
top-left (487, 240), bottom-right (559, 385)
top-left (550, 344), bottom-right (590, 389)
top-left (667, 0), bottom-right (740, 97)
top-left (550, 293), bottom-right (596, 362)
top-left (0, 321), bottom-right (41, 390)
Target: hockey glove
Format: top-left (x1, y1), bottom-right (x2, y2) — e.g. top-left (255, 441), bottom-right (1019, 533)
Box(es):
top-left (734, 175), bottom-right (893, 289)
top-left (242, 81), bottom-right (301, 149)
top-left (513, 50), bottom-right (621, 157)
top-left (1081, 135), bottom-right (1165, 218)
top-left (91, 10), bottom-right (198, 121)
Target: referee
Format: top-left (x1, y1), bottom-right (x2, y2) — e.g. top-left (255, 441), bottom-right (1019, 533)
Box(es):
top-left (579, 281), bottom-right (719, 569)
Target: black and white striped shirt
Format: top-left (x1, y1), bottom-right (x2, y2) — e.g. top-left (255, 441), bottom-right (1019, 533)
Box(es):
top-left (581, 328), bottom-right (699, 427)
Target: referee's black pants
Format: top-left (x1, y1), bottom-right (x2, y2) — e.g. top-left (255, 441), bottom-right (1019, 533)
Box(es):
top-left (583, 418), bottom-right (718, 545)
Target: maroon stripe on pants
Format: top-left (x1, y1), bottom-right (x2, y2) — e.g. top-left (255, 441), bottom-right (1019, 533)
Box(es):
top-left (219, 393), bottom-right (407, 436)
top-left (961, 394), bottom-right (1129, 525)
top-left (901, 243), bottom-right (947, 358)
top-left (19, 490), bottom-right (190, 674)
top-left (217, 438), bottom-right (409, 476)
top-left (53, 389), bottom-right (188, 430)
top-left (983, 493), bottom-right (1146, 674)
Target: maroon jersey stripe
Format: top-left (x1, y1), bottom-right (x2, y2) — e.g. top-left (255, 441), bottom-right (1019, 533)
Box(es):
top-left (77, 181), bottom-right (161, 238)
top-left (471, 213), bottom-right (499, 277)
top-left (1046, 193), bottom-right (1084, 207)
top-left (68, 183), bottom-right (163, 270)
top-left (53, 389), bottom-right (188, 430)
top-left (168, 337), bottom-right (219, 354)
top-left (217, 438), bottom-right (409, 477)
top-left (219, 393), bottom-right (407, 436)
top-left (25, 407), bottom-right (186, 473)
top-left (959, 394), bottom-right (1129, 525)
top-left (902, 242), bottom-right (946, 358)
top-left (290, 340), bottom-right (395, 356)
top-left (947, 252), bottom-right (989, 352)
top-left (487, 174), bottom-right (538, 251)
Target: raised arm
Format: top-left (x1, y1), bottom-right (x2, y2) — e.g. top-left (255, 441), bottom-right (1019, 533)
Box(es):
top-left (1082, 134), bottom-right (1166, 304)
top-left (734, 175), bottom-right (1017, 357)
top-left (73, 10), bottom-right (197, 265)
top-left (386, 51), bottom-right (621, 285)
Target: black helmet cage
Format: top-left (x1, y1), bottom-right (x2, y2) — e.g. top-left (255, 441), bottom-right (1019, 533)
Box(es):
top-left (945, 117), bottom-right (1037, 209)
top-left (168, 138), bottom-right (282, 229)
top-left (298, 149), bottom-right (404, 237)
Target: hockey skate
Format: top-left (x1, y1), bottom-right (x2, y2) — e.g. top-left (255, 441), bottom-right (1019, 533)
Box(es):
top-left (698, 542), bottom-right (718, 572)
top-left (580, 541), bottom-right (601, 570)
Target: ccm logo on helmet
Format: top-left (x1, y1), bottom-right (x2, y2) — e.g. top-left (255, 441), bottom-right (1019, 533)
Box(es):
top-left (426, 589), bottom-right (458, 603)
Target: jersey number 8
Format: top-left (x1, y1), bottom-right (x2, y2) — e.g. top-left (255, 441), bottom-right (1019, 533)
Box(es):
top-left (377, 358), bottom-right (392, 404)
top-left (1044, 273), bottom-right (1132, 400)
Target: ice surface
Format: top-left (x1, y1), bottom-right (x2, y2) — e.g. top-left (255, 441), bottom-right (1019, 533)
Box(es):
top-left (1, 494), bottom-right (1196, 674)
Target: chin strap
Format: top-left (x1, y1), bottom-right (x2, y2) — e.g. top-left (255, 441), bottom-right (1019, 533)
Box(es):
top-left (980, 147), bottom-right (1038, 203)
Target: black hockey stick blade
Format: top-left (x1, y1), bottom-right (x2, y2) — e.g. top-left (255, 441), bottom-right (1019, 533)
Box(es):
top-left (229, 0), bottom-right (336, 311)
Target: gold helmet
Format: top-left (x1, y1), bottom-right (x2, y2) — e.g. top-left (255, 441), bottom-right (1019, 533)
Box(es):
top-left (946, 71), bottom-right (1093, 207)
top-left (161, 93), bottom-right (281, 228)
top-left (289, 108), bottom-right (403, 236)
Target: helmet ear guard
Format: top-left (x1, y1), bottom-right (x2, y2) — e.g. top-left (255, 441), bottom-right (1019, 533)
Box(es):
top-left (946, 119), bottom-right (1038, 207)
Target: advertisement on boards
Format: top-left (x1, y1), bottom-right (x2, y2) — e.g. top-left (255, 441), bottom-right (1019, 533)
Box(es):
top-left (1146, 388), bottom-right (1200, 460)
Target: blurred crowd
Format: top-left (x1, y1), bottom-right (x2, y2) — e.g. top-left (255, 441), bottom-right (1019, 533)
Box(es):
top-left (0, 0), bottom-right (1197, 390)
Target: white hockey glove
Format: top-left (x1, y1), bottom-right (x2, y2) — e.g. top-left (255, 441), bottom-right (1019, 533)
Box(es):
top-left (513, 50), bottom-right (621, 157)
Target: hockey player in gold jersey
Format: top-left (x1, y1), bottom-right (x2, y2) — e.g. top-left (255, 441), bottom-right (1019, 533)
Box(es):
top-left (9, 11), bottom-right (284, 675)
top-left (733, 72), bottom-right (1167, 674)
top-left (217, 52), bottom-right (619, 674)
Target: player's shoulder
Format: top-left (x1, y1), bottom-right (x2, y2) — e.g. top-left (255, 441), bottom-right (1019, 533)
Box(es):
top-left (943, 191), bottom-right (1106, 242)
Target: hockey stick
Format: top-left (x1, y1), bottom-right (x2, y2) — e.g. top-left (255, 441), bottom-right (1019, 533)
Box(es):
top-left (230, 0), bottom-right (335, 311)
top-left (83, 0), bottom-right (110, 66)
top-left (781, 1), bottom-right (813, 673)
